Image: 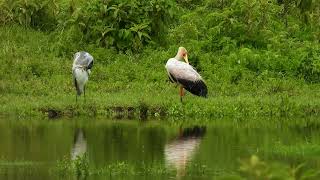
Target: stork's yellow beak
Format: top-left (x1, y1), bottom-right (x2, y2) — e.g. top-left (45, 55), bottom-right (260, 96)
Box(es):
top-left (184, 54), bottom-right (189, 64)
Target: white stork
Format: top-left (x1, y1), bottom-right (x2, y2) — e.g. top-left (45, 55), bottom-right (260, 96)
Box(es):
top-left (72, 51), bottom-right (94, 102)
top-left (165, 47), bottom-right (208, 102)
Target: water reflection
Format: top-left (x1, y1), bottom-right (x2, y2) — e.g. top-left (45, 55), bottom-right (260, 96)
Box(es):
top-left (1, 118), bottom-right (318, 180)
top-left (71, 129), bottom-right (87, 160)
top-left (165, 126), bottom-right (206, 179)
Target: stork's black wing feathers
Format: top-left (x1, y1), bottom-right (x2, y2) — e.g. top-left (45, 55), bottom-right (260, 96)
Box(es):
top-left (178, 78), bottom-right (208, 98)
top-left (168, 72), bottom-right (177, 83)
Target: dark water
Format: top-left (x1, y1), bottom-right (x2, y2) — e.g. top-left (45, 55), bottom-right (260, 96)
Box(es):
top-left (0, 118), bottom-right (320, 179)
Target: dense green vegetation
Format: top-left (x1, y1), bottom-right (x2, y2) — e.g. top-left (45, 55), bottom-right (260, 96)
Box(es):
top-left (1, 0), bottom-right (320, 118)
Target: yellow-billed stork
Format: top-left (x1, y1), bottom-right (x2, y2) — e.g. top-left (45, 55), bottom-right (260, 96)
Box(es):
top-left (165, 47), bottom-right (208, 102)
top-left (72, 51), bottom-right (94, 102)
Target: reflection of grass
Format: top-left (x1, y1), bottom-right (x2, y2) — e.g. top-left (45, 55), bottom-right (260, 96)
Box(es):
top-left (1, 155), bottom-right (319, 179)
top-left (55, 154), bottom-right (89, 178)
top-left (239, 155), bottom-right (320, 180)
top-left (0, 159), bottom-right (43, 175)
top-left (270, 143), bottom-right (320, 158)
top-left (0, 159), bottom-right (41, 166)
top-left (53, 156), bottom-right (219, 178)
top-left (54, 158), bottom-right (177, 177)
top-left (53, 155), bottom-right (320, 179)
top-left (95, 162), bottom-right (176, 176)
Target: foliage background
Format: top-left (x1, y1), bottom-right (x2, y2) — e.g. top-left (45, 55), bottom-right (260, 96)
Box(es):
top-left (1, 0), bottom-right (320, 117)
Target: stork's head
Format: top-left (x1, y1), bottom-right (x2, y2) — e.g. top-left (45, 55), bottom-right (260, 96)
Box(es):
top-left (176, 47), bottom-right (189, 64)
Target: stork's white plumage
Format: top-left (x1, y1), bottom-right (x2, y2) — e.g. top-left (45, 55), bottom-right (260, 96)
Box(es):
top-left (72, 51), bottom-right (94, 101)
top-left (166, 58), bottom-right (202, 82)
top-left (165, 47), bottom-right (207, 101)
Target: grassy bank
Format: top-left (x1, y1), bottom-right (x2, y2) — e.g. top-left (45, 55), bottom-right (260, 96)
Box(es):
top-left (1, 0), bottom-right (320, 119)
top-left (1, 25), bottom-right (320, 119)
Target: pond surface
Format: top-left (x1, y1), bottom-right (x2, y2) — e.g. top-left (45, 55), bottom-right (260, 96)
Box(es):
top-left (0, 118), bottom-right (320, 179)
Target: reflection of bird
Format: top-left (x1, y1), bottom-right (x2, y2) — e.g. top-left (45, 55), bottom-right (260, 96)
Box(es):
top-left (72, 51), bottom-right (94, 102)
top-left (165, 126), bottom-right (206, 179)
top-left (165, 47), bottom-right (208, 102)
top-left (71, 129), bottom-right (87, 160)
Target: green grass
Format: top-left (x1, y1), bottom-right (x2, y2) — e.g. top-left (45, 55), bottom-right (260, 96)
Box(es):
top-left (1, 0), bottom-right (320, 119)
top-left (1, 25), bottom-right (320, 119)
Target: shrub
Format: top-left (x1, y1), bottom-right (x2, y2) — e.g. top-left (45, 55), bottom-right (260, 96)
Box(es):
top-left (55, 0), bottom-right (176, 52)
top-left (0, 0), bottom-right (59, 30)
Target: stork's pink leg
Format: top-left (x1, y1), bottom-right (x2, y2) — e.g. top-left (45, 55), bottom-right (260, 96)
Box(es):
top-left (179, 86), bottom-right (184, 102)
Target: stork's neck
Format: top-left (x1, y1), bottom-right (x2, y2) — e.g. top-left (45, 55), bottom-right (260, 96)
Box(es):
top-left (175, 54), bottom-right (184, 61)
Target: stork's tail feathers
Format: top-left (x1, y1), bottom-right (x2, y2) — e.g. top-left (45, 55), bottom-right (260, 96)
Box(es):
top-left (179, 79), bottom-right (208, 98)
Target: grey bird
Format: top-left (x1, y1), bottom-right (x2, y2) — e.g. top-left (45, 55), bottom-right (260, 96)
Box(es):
top-left (72, 51), bottom-right (94, 102)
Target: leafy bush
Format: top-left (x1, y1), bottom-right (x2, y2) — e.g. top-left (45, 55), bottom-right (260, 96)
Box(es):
top-left (0, 0), bottom-right (59, 30)
top-left (167, 0), bottom-right (320, 83)
top-left (55, 0), bottom-right (176, 52)
top-left (176, 0), bottom-right (204, 9)
top-left (0, 0), bottom-right (177, 52)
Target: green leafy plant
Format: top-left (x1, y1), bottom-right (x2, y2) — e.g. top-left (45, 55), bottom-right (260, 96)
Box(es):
top-left (55, 0), bottom-right (176, 52)
top-left (0, 0), bottom-right (59, 30)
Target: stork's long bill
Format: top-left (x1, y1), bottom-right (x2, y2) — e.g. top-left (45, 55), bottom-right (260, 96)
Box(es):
top-left (184, 54), bottom-right (189, 64)
top-left (165, 47), bottom-right (208, 101)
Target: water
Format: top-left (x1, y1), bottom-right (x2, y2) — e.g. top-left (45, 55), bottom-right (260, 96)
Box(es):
top-left (0, 118), bottom-right (320, 179)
